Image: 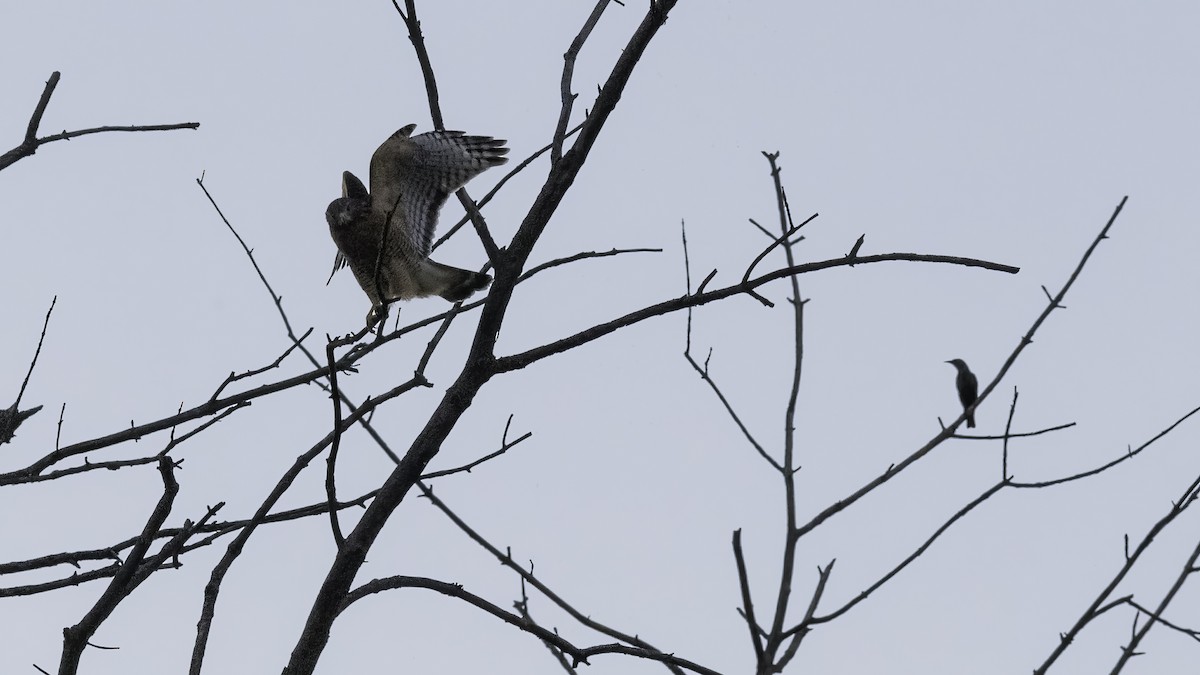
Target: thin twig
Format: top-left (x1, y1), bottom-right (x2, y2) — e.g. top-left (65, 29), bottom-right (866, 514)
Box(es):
top-left (1034, 469), bottom-right (1200, 674)
top-left (420, 419), bottom-right (533, 480)
top-left (732, 529), bottom-right (766, 666)
top-left (14, 296), bottom-right (55, 409)
top-left (195, 175), bottom-right (302, 345)
top-left (1111, 526), bottom-right (1200, 672)
top-left (432, 122), bottom-right (586, 252)
top-left (514, 578), bottom-right (580, 674)
top-left (799, 484), bottom-right (1005, 630)
top-left (325, 339), bottom-right (347, 549)
top-left (210, 328), bottom-right (313, 401)
top-left (763, 151), bottom-right (804, 666)
top-left (1011, 403), bottom-right (1200, 489)
top-left (552, 0), bottom-right (612, 164)
top-left (418, 483), bottom-right (688, 675)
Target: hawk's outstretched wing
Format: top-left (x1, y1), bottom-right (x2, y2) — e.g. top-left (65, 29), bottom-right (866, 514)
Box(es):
top-left (368, 125), bottom-right (509, 259)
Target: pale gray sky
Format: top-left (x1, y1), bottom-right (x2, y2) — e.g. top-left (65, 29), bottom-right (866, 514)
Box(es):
top-left (3, 2), bottom-right (1199, 674)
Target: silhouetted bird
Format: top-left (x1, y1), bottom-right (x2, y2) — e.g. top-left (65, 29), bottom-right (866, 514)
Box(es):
top-left (945, 359), bottom-right (978, 428)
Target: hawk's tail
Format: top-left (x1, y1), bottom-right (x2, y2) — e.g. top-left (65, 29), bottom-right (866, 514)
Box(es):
top-left (429, 262), bottom-right (492, 303)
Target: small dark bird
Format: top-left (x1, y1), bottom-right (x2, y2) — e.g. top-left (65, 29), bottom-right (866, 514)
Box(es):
top-left (945, 359), bottom-right (978, 428)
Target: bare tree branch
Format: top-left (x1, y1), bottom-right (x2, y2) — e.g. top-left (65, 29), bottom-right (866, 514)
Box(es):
top-left (1035, 469), bottom-right (1200, 674)
top-left (0, 72), bottom-right (198, 172)
top-left (417, 483), bottom-right (689, 675)
top-left (1110, 523), bottom-right (1200, 672)
top-left (58, 457), bottom-right (179, 675)
top-left (552, 0), bottom-right (613, 165)
top-left (188, 375), bottom-right (425, 675)
top-left (432, 121), bottom-right (586, 252)
top-left (1, 296), bottom-right (55, 444)
top-left (195, 174), bottom-right (304, 346)
top-left (1010, 402), bottom-right (1200, 489)
top-left (732, 529), bottom-right (766, 666)
top-left (789, 198), bottom-right (1125, 543)
top-left (497, 250), bottom-right (1018, 374)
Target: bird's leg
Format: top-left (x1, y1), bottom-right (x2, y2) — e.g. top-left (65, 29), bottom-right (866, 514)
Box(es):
top-left (367, 302), bottom-right (396, 340)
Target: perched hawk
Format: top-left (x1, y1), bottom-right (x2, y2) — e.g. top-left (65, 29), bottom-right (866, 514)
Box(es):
top-left (325, 124), bottom-right (509, 323)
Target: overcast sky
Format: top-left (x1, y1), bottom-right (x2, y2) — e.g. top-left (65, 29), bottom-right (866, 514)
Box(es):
top-left (3, 2), bottom-right (1200, 674)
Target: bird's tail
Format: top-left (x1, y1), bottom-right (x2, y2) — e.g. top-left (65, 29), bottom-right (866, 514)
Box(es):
top-left (966, 411), bottom-right (976, 428)
top-left (427, 261), bottom-right (492, 303)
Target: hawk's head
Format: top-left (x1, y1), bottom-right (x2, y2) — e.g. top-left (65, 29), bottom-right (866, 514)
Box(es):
top-left (325, 171), bottom-right (370, 228)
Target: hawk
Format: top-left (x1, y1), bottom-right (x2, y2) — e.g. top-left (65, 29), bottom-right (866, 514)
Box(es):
top-left (325, 124), bottom-right (509, 323)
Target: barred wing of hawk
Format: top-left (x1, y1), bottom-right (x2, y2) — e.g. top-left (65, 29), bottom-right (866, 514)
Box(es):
top-left (325, 124), bottom-right (509, 322)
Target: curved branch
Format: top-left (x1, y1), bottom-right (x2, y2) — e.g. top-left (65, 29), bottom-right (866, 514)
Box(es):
top-left (342, 575), bottom-right (721, 675)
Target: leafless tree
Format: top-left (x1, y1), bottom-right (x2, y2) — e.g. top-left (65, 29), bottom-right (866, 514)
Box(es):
top-left (4, 3), bottom-right (1197, 675)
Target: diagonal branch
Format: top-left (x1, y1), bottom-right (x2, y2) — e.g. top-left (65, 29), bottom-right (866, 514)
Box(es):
top-left (1110, 520), bottom-right (1200, 671)
top-left (196, 174), bottom-right (302, 343)
top-left (1034, 468), bottom-right (1200, 674)
top-left (1, 296), bottom-right (55, 444)
top-left (417, 482), bottom-right (689, 675)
